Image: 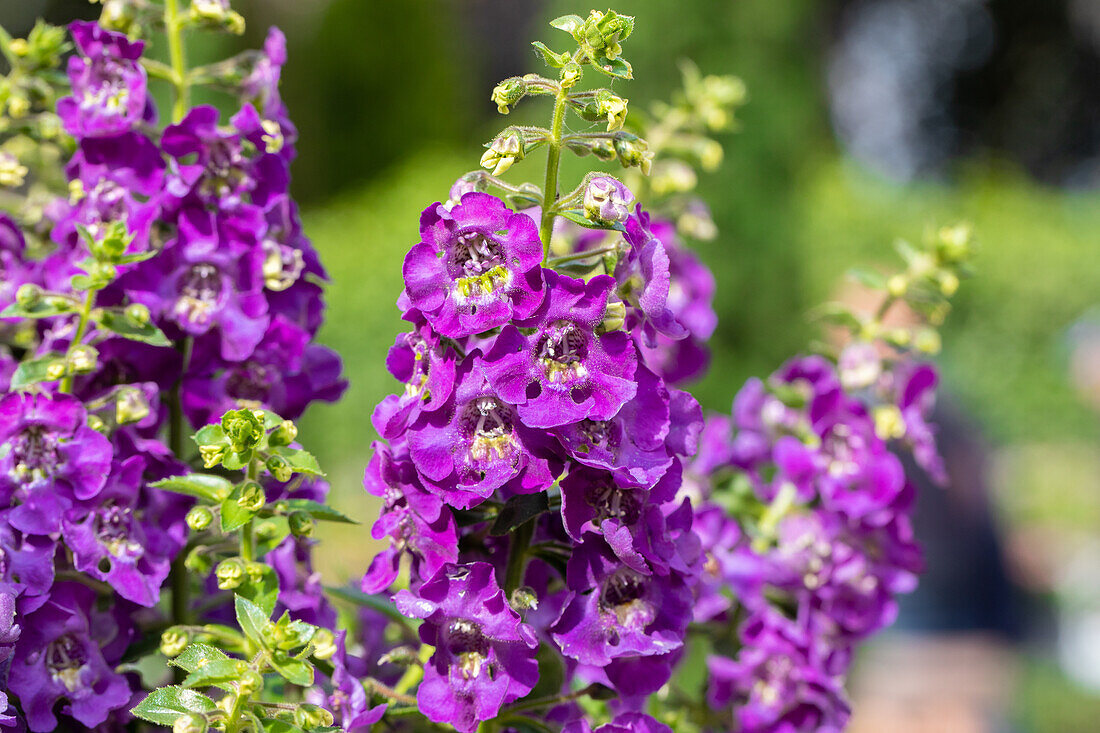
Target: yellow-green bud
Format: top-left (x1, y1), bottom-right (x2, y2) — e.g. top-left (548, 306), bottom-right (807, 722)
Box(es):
top-left (886, 274), bottom-right (908, 297)
top-left (87, 414), bottom-right (106, 434)
top-left (114, 386), bottom-right (151, 425)
top-left (268, 419), bottom-right (297, 447)
top-left (9, 39), bottom-right (28, 57)
top-left (311, 628), bottom-right (337, 661)
top-left (480, 130), bottom-right (524, 177)
top-left (560, 61), bottom-right (583, 88)
top-left (938, 271), bottom-right (959, 297)
top-left (91, 262), bottom-right (118, 283)
top-left (601, 300), bottom-right (627, 332)
top-left (68, 345), bottom-right (97, 374)
top-left (15, 283), bottom-right (42, 309)
top-left (160, 628), bottom-right (190, 657)
top-left (293, 705), bottom-right (334, 729)
top-left (215, 558), bottom-right (245, 590)
top-left (186, 505), bottom-right (214, 532)
top-left (0, 152), bottom-right (28, 188)
top-left (237, 669), bottom-right (264, 696)
top-left (221, 408), bottom-right (265, 454)
top-left (914, 328), bottom-right (942, 355)
top-left (199, 444), bottom-right (226, 469)
top-left (935, 223), bottom-right (973, 264)
top-left (237, 481), bottom-right (266, 512)
top-left (288, 510), bottom-right (313, 538)
top-left (613, 136), bottom-right (653, 175)
top-left (125, 302), bottom-right (151, 327)
top-left (173, 713), bottom-right (207, 733)
top-left (244, 561), bottom-right (267, 585)
top-left (265, 454), bottom-right (293, 483)
top-left (490, 77), bottom-right (526, 114)
top-left (510, 586), bottom-right (539, 611)
top-left (184, 546), bottom-right (213, 574)
top-left (873, 404), bottom-right (906, 441)
top-left (45, 361), bottom-right (67, 381)
top-left (595, 91), bottom-right (628, 132)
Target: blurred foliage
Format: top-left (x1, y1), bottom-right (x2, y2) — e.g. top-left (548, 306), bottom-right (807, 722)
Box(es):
top-left (1014, 660), bottom-right (1100, 733)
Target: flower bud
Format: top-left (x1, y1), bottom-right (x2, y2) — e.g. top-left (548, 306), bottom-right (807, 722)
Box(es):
top-left (90, 262), bottom-right (118, 284)
top-left (913, 328), bottom-right (941, 355)
top-left (490, 77), bottom-right (526, 114)
top-left (190, 0), bottom-right (245, 34)
top-left (613, 136), bottom-right (653, 175)
top-left (199, 444), bottom-right (227, 469)
top-left (237, 481), bottom-right (266, 512)
top-left (68, 345), bottom-right (97, 374)
top-left (265, 454), bottom-right (293, 483)
top-left (379, 646), bottom-right (421, 667)
top-left (15, 283), bottom-right (42, 309)
top-left (873, 404), bottom-right (906, 441)
top-left (244, 561), bottom-right (267, 585)
top-left (510, 586), bottom-right (539, 611)
top-left (90, 222), bottom-right (129, 262)
top-left (121, 303), bottom-right (151, 329)
top-left (87, 414), bottom-right (107, 434)
top-left (838, 342), bottom-right (881, 391)
top-left (173, 713), bottom-right (207, 733)
top-left (886, 274), bottom-right (908, 297)
top-left (934, 223), bottom-right (973, 264)
top-left (560, 61), bottom-right (583, 88)
top-left (215, 558), bottom-right (245, 590)
top-left (268, 419), bottom-right (297, 447)
top-left (594, 90), bottom-right (628, 132)
top-left (115, 386), bottom-right (151, 425)
top-left (184, 546), bottom-right (213, 575)
top-left (45, 361), bottom-right (67, 381)
top-left (937, 270), bottom-right (959, 297)
top-left (601, 300), bottom-right (627, 332)
top-left (0, 152), bottom-right (28, 188)
top-left (288, 510), bottom-right (313, 538)
top-left (311, 628), bottom-right (337, 661)
top-left (480, 129), bottom-right (524, 177)
top-left (221, 408), bottom-right (264, 454)
top-left (237, 669), bottom-right (264, 696)
top-left (583, 176), bottom-right (634, 225)
top-left (293, 705), bottom-right (334, 729)
top-left (160, 628), bottom-right (190, 658)
top-left (186, 505), bottom-right (214, 532)
top-left (650, 160), bottom-right (697, 196)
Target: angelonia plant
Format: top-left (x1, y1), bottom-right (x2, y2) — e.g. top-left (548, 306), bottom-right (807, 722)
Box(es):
top-left (0, 3), bottom-right (977, 733)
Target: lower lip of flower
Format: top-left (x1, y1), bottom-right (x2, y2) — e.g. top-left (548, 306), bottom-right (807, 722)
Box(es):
top-left (47, 634), bottom-right (89, 693)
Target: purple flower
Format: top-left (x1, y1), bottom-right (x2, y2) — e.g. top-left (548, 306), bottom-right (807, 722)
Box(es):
top-left (620, 211), bottom-right (689, 347)
top-left (563, 712), bottom-right (672, 733)
top-left (61, 456), bottom-right (178, 607)
top-left (0, 392), bottom-right (112, 535)
top-left (550, 535), bottom-right (692, 667)
top-left (551, 363), bottom-right (673, 487)
top-left (372, 321), bottom-right (457, 440)
top-left (8, 583), bottom-right (133, 732)
top-left (583, 176), bottom-right (635, 224)
top-left (896, 363), bottom-right (946, 484)
top-left (483, 271), bottom-right (637, 428)
top-left (407, 355), bottom-right (557, 509)
top-left (361, 441), bottom-right (458, 592)
top-left (268, 534), bottom-right (337, 628)
top-left (57, 21), bottom-right (148, 138)
top-left (691, 502), bottom-right (745, 622)
top-left (403, 193), bottom-right (544, 338)
top-left (707, 609), bottom-right (850, 733)
top-left (394, 562), bottom-right (538, 733)
top-left (242, 27), bottom-right (290, 120)
top-left (328, 631), bottom-right (386, 731)
top-left (0, 524), bottom-right (56, 600)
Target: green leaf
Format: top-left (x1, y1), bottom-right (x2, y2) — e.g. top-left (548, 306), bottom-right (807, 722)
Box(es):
top-left (131, 686), bottom-right (216, 726)
top-left (526, 643), bottom-right (565, 700)
top-left (530, 41), bottom-right (565, 68)
top-left (489, 492), bottom-right (550, 536)
top-left (235, 594), bottom-right (272, 649)
top-left (95, 308), bottom-right (171, 346)
top-left (556, 209), bottom-right (624, 232)
top-left (272, 499), bottom-right (357, 524)
top-left (195, 424), bottom-right (227, 447)
top-left (253, 516), bottom-right (291, 558)
top-left (237, 563), bottom-right (280, 617)
top-left (266, 652), bottom-right (313, 687)
top-left (182, 658), bottom-right (247, 690)
top-left (847, 266), bottom-right (887, 289)
top-left (591, 54), bottom-right (633, 80)
top-left (549, 14), bottom-right (584, 35)
top-left (169, 643), bottom-right (232, 673)
top-left (220, 484), bottom-right (257, 533)
top-left (10, 354), bottom-right (64, 389)
top-left (151, 473), bottom-right (234, 502)
top-left (261, 720), bottom-right (305, 733)
top-left (807, 302), bottom-right (862, 330)
top-left (116, 250), bottom-right (157, 265)
top-left (269, 447), bottom-right (324, 476)
top-left (0, 297), bottom-right (77, 319)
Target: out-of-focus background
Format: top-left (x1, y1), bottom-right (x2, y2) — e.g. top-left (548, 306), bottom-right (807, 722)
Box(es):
top-left (6, 0), bottom-right (1100, 729)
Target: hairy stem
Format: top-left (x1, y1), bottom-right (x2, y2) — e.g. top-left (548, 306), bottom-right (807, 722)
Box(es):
top-left (504, 518), bottom-right (535, 596)
top-left (539, 86), bottom-right (569, 262)
top-left (58, 290), bottom-right (95, 394)
top-left (164, 0), bottom-right (190, 124)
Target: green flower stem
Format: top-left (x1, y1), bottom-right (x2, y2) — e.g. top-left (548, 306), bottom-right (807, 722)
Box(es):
top-left (240, 460), bottom-right (259, 563)
top-left (393, 645), bottom-right (433, 695)
top-left (366, 678), bottom-right (417, 707)
top-left (503, 684), bottom-right (604, 715)
top-left (58, 289), bottom-right (95, 394)
top-left (164, 0), bottom-right (190, 124)
top-left (547, 243), bottom-right (619, 267)
top-left (539, 86), bottom-right (569, 262)
top-left (503, 517), bottom-right (535, 596)
top-left (224, 689), bottom-right (249, 733)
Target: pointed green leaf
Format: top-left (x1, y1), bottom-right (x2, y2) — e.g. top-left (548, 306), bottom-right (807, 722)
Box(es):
top-left (182, 658), bottom-right (247, 690)
top-left (169, 643), bottom-right (233, 673)
top-left (0, 297), bottom-right (77, 319)
top-left (269, 447), bottom-right (323, 476)
top-left (131, 686), bottom-right (216, 726)
top-left (94, 308), bottom-right (171, 346)
top-left (273, 499), bottom-right (357, 524)
top-left (531, 41), bottom-right (565, 68)
top-left (194, 424), bottom-right (227, 447)
top-left (10, 354), bottom-right (65, 389)
top-left (266, 652), bottom-right (313, 687)
top-left (220, 483), bottom-right (257, 533)
top-left (549, 14), bottom-right (583, 35)
top-left (237, 562), bottom-right (279, 617)
top-left (591, 54), bottom-right (633, 80)
top-left (235, 594), bottom-right (272, 649)
top-left (151, 474), bottom-right (234, 502)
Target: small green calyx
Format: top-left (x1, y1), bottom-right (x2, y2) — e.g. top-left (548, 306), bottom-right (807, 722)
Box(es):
top-left (288, 510), bottom-right (314, 537)
top-left (185, 505), bottom-right (214, 531)
top-left (160, 628), bottom-right (190, 658)
top-left (268, 419), bottom-right (298, 447)
top-left (294, 705), bottom-right (334, 729)
top-left (491, 77), bottom-right (527, 114)
top-left (172, 713), bottom-right (207, 733)
top-left (220, 408), bottom-right (265, 454)
top-left (236, 669), bottom-right (264, 696)
top-left (265, 454), bottom-right (292, 482)
top-left (311, 628), bottom-right (337, 660)
top-left (125, 302), bottom-right (151, 327)
top-left (480, 129), bottom-right (525, 176)
top-left (115, 386), bottom-right (151, 425)
top-left (15, 283), bottom-right (42, 309)
top-left (215, 558), bottom-right (246, 590)
top-left (593, 89), bottom-right (628, 131)
top-left (199, 444), bottom-right (227, 469)
top-left (236, 481), bottom-right (266, 512)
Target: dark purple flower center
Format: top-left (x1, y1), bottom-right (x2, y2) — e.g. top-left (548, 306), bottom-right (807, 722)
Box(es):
top-left (81, 58), bottom-right (133, 118)
top-left (82, 180), bottom-right (128, 233)
top-left (445, 619), bottom-right (491, 680)
top-left (261, 238), bottom-right (304, 291)
top-left (822, 423), bottom-right (867, 479)
top-left (9, 425), bottom-right (62, 483)
top-left (599, 568), bottom-right (655, 632)
top-left (46, 634), bottom-right (89, 693)
top-left (174, 263), bottom-right (227, 328)
top-left (200, 137), bottom-right (249, 199)
top-left (402, 336), bottom-right (432, 399)
top-left (585, 482), bottom-right (642, 526)
top-left (536, 321), bottom-right (589, 383)
top-left (458, 397), bottom-right (517, 463)
top-left (226, 362), bottom-right (277, 403)
top-left (94, 502), bottom-right (142, 561)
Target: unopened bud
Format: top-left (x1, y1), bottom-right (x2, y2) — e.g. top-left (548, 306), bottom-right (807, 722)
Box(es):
top-left (293, 705), bottom-right (334, 729)
top-left (913, 328), bottom-right (941, 355)
top-left (938, 271), bottom-right (959, 297)
top-left (125, 302), bottom-right (151, 327)
top-left (91, 262), bottom-right (118, 283)
top-left (160, 628), bottom-right (190, 657)
top-left (186, 505), bottom-right (214, 532)
top-left (935, 223), bottom-right (973, 264)
top-left (601, 300), bottom-right (627, 332)
top-left (379, 646), bottom-right (421, 667)
top-left (268, 419), bottom-right (297, 447)
top-left (265, 454), bottom-right (292, 482)
top-left (613, 136), bottom-right (653, 175)
top-left (288, 510), bottom-right (313, 537)
top-left (0, 152), bottom-right (28, 188)
top-left (68, 345), bottom-right (97, 374)
top-left (45, 361), bottom-right (67, 381)
top-left (594, 90), bottom-right (628, 132)
top-left (583, 176), bottom-right (634, 224)
top-left (184, 546), bottom-right (213, 574)
top-left (886, 274), bottom-right (908, 297)
top-left (311, 628), bottom-right (337, 661)
top-left (237, 669), bottom-right (264, 696)
top-left (873, 404), bottom-right (906, 441)
top-left (199, 444), bottom-right (226, 469)
top-left (173, 713), bottom-right (207, 733)
top-left (480, 130), bottom-right (524, 177)
top-left (215, 558), bottom-right (245, 590)
top-left (560, 61), bottom-right (583, 88)
top-left (490, 77), bottom-right (526, 114)
top-left (221, 408), bottom-right (264, 454)
top-left (15, 283), bottom-right (42, 309)
top-left (237, 481), bottom-right (266, 512)
top-left (510, 586), bottom-right (539, 611)
top-left (116, 386), bottom-right (151, 424)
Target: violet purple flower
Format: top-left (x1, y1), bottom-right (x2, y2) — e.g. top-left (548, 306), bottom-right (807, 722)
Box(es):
top-left (57, 21), bottom-right (148, 139)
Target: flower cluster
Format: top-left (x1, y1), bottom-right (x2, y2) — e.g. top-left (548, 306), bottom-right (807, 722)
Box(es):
top-left (0, 7), bottom-right (347, 730)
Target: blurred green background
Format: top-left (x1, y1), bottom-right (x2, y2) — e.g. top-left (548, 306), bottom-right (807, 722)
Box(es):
top-left (7, 0), bottom-right (1100, 729)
